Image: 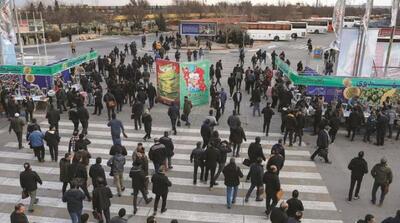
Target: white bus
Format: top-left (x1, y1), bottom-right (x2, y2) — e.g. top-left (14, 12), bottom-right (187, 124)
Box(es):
top-left (343, 16), bottom-right (361, 28)
top-left (304, 19), bottom-right (329, 34)
top-left (290, 22), bottom-right (308, 38)
top-left (240, 22), bottom-right (292, 41)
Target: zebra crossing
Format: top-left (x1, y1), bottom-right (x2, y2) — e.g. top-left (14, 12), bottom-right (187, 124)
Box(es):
top-left (0, 120), bottom-right (343, 223)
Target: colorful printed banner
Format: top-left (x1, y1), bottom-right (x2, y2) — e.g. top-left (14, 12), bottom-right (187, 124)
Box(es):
top-left (179, 60), bottom-right (210, 108)
top-left (0, 51), bottom-right (98, 76)
top-left (276, 58), bottom-right (400, 89)
top-left (156, 59), bottom-right (180, 105)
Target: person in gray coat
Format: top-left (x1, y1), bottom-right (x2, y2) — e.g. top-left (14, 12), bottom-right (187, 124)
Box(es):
top-left (107, 151), bottom-right (126, 197)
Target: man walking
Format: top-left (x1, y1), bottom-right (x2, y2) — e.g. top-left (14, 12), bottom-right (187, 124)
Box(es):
top-left (270, 201), bottom-right (289, 223)
top-left (77, 104), bottom-right (89, 135)
top-left (160, 131), bottom-right (175, 169)
top-left (131, 99), bottom-right (144, 130)
top-left (44, 126), bottom-right (60, 162)
top-left (20, 163), bottom-right (42, 212)
top-left (347, 151), bottom-right (368, 201)
top-left (264, 165), bottom-right (281, 216)
top-left (149, 138), bottom-right (167, 173)
top-left (108, 113), bottom-right (127, 145)
top-left (152, 165), bottom-right (172, 215)
top-left (60, 153), bottom-right (71, 195)
top-left (9, 113), bottom-right (25, 149)
top-left (310, 125), bottom-right (331, 163)
top-left (62, 182), bottom-right (85, 223)
top-left (182, 96), bottom-right (192, 126)
top-left (375, 110), bottom-right (388, 146)
top-left (232, 90), bottom-right (242, 115)
top-left (28, 126), bottom-right (45, 162)
top-left (203, 135), bottom-right (221, 190)
top-left (371, 158), bottom-right (393, 206)
top-left (107, 151), bottom-right (126, 197)
top-left (129, 161), bottom-right (153, 215)
top-left (92, 178), bottom-right (113, 222)
top-left (248, 137), bottom-right (266, 164)
top-left (262, 103), bottom-right (275, 136)
top-left (245, 157), bottom-right (264, 202)
top-left (89, 157), bottom-right (107, 189)
top-left (222, 158), bottom-right (243, 209)
top-left (168, 102), bottom-right (180, 135)
top-left (45, 104), bottom-right (60, 131)
top-left (10, 203), bottom-right (29, 223)
top-left (190, 142), bottom-right (205, 184)
top-left (286, 190), bottom-right (304, 218)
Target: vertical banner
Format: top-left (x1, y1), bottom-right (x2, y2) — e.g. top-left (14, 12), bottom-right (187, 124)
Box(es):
top-left (332, 0), bottom-right (346, 38)
top-left (0, 0), bottom-right (17, 65)
top-left (179, 60), bottom-right (210, 109)
top-left (391, 0), bottom-right (399, 27)
top-left (156, 59), bottom-right (180, 105)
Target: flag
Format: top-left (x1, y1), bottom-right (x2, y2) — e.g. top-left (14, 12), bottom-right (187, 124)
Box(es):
top-left (391, 0), bottom-right (399, 27)
top-left (363, 0), bottom-right (374, 32)
top-left (332, 0), bottom-right (346, 38)
top-left (0, 0), bottom-right (17, 44)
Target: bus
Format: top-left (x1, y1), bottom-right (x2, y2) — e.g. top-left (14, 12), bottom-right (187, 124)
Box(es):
top-left (290, 22), bottom-right (308, 38)
top-left (240, 22), bottom-right (292, 41)
top-left (343, 16), bottom-right (361, 28)
top-left (303, 19), bottom-right (330, 34)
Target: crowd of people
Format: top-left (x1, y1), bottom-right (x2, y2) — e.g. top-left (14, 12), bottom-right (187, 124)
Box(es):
top-left (1, 32), bottom-right (398, 223)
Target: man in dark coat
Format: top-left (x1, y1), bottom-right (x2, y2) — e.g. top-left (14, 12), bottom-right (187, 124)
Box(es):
top-left (93, 88), bottom-right (103, 115)
top-left (20, 162), bottom-right (42, 212)
top-left (227, 73), bottom-right (236, 97)
top-left (310, 126), bottom-right (331, 163)
top-left (151, 166), bottom-right (172, 215)
top-left (62, 182), bottom-right (85, 223)
top-left (23, 96), bottom-right (35, 122)
top-left (371, 158), bottom-right (393, 206)
top-left (283, 111), bottom-right (297, 147)
top-left (148, 138), bottom-right (167, 173)
top-left (77, 105), bottom-right (89, 135)
top-left (262, 102), bottom-right (275, 136)
top-left (375, 111), bottom-right (388, 146)
top-left (232, 90), bottom-right (242, 115)
top-left (129, 162), bottom-right (153, 214)
top-left (147, 83), bottom-right (157, 109)
top-left (59, 153), bottom-right (71, 195)
top-left (10, 203), bottom-right (29, 223)
top-left (270, 201), bottom-right (289, 223)
top-left (347, 151), bottom-right (368, 201)
top-left (222, 158), bottom-right (243, 209)
top-left (89, 157), bottom-right (107, 189)
top-left (190, 142), bottom-right (205, 184)
top-left (159, 131), bottom-right (174, 169)
top-left (45, 104), bottom-right (60, 131)
top-left (267, 149), bottom-right (285, 175)
top-left (203, 135), bottom-right (221, 189)
top-left (286, 190), bottom-right (304, 218)
top-left (167, 102), bottom-right (180, 135)
top-left (263, 165), bottom-right (280, 216)
top-left (131, 100), bottom-right (144, 130)
top-left (200, 119), bottom-right (212, 149)
top-left (9, 113), bottom-right (25, 149)
top-left (347, 108), bottom-right (363, 141)
top-left (381, 210), bottom-right (400, 223)
top-left (248, 137), bottom-right (266, 164)
top-left (92, 178), bottom-right (113, 222)
top-left (245, 157), bottom-right (264, 202)
top-left (68, 108), bottom-right (79, 132)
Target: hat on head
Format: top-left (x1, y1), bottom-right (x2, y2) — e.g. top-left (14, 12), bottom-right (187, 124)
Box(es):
top-left (14, 113), bottom-right (19, 117)
top-left (381, 157), bottom-right (387, 164)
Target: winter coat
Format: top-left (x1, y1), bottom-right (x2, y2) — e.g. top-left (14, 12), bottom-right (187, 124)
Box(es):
top-left (262, 107), bottom-right (275, 121)
top-left (168, 105), bottom-right (180, 120)
top-left (348, 157), bottom-right (368, 179)
top-left (10, 211), bottom-right (29, 223)
top-left (316, 129), bottom-right (329, 149)
top-left (270, 207), bottom-right (288, 223)
top-left (89, 163), bottom-right (107, 188)
top-left (286, 197), bottom-right (304, 218)
top-left (203, 146), bottom-right (220, 168)
top-left (246, 162), bottom-right (263, 186)
top-left (151, 172), bottom-right (172, 195)
top-left (248, 142), bottom-right (266, 163)
top-left (68, 162), bottom-right (88, 181)
top-left (20, 169), bottom-right (42, 192)
top-left (263, 171), bottom-right (280, 193)
top-left (59, 158), bottom-right (70, 183)
top-left (190, 147), bottom-right (204, 164)
top-left (129, 165), bottom-right (146, 190)
top-left (159, 136), bottom-right (174, 157)
top-left (77, 106), bottom-right (89, 121)
top-left (285, 114), bottom-right (297, 131)
top-left (222, 163), bottom-right (243, 187)
top-left (75, 149), bottom-right (91, 166)
top-left (62, 188), bottom-right (85, 213)
top-left (229, 127), bottom-right (246, 144)
top-left (142, 113), bottom-right (152, 132)
top-left (28, 130), bottom-right (44, 147)
top-left (92, 185), bottom-right (113, 210)
top-left (201, 123), bottom-right (212, 140)
top-left (44, 130), bottom-right (60, 147)
top-left (110, 216), bottom-right (128, 223)
top-left (348, 111), bottom-right (363, 128)
top-left (131, 102), bottom-right (144, 119)
top-left (109, 144), bottom-right (128, 156)
top-left (107, 154), bottom-right (126, 174)
top-left (381, 215), bottom-right (400, 223)
top-left (9, 117), bottom-right (25, 133)
top-left (46, 109), bottom-right (60, 125)
top-left (227, 115), bottom-right (241, 130)
top-left (371, 163), bottom-right (393, 185)
top-left (148, 143), bottom-right (166, 165)
top-left (267, 154), bottom-right (285, 172)
top-left (183, 100), bottom-right (192, 115)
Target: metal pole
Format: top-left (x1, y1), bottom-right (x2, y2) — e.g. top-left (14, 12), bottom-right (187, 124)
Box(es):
top-left (383, 26), bottom-right (395, 76)
top-left (12, 0), bottom-right (24, 64)
top-left (40, 12), bottom-right (48, 64)
top-left (32, 11), bottom-right (41, 60)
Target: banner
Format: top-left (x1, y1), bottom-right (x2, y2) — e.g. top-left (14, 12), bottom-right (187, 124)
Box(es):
top-left (276, 57), bottom-right (400, 89)
top-left (332, 0), bottom-right (346, 38)
top-left (156, 59), bottom-right (180, 105)
top-left (391, 0), bottom-right (399, 27)
top-left (180, 22), bottom-right (217, 36)
top-left (0, 0), bottom-right (17, 65)
top-left (179, 60), bottom-right (210, 108)
top-left (0, 51), bottom-right (98, 76)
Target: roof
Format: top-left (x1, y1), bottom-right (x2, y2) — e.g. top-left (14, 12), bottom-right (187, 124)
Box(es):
top-left (181, 16), bottom-right (245, 24)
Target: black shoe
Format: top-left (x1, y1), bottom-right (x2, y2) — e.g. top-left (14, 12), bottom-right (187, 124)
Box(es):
top-left (133, 208), bottom-right (137, 215)
top-left (161, 208), bottom-right (167, 213)
top-left (28, 209), bottom-right (34, 213)
top-left (213, 182), bottom-right (219, 186)
top-left (371, 200), bottom-right (376, 205)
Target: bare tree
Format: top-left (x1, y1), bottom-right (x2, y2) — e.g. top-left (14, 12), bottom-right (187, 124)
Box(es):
top-left (124, 0), bottom-right (149, 29)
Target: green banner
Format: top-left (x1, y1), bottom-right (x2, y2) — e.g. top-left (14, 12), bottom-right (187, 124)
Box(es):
top-left (276, 58), bottom-right (400, 89)
top-left (179, 60), bottom-right (210, 108)
top-left (0, 51), bottom-right (97, 76)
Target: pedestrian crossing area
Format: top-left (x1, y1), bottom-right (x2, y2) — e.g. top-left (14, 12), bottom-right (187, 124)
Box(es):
top-left (0, 119), bottom-right (343, 223)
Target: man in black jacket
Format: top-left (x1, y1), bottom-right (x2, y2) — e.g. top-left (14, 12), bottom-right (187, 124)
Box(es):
top-left (200, 119), bottom-right (212, 149)
top-left (264, 165), bottom-right (280, 216)
top-left (283, 111), bottom-right (297, 147)
top-left (190, 142), bottom-right (205, 184)
top-left (132, 100), bottom-right (144, 130)
top-left (77, 105), bottom-right (89, 135)
top-left (20, 162), bottom-right (42, 212)
top-left (92, 178), bottom-right (113, 222)
top-left (348, 151), bottom-right (368, 201)
top-left (159, 131), bottom-right (174, 169)
top-left (168, 102), bottom-right (180, 135)
top-left (245, 157), bottom-right (264, 202)
top-left (267, 149), bottom-right (285, 175)
top-left (148, 138), bottom-right (166, 173)
top-left (89, 157), bottom-right (107, 189)
top-left (262, 103), bottom-right (274, 136)
top-left (10, 203), bottom-right (29, 223)
top-left (270, 201), bottom-right (289, 223)
top-left (68, 108), bottom-right (80, 132)
top-left (147, 83), bottom-right (157, 109)
top-left (203, 135), bottom-right (221, 190)
top-left (214, 140), bottom-right (232, 183)
top-left (152, 166), bottom-right (172, 215)
top-left (286, 190), bottom-right (304, 218)
top-left (227, 73), bottom-right (236, 97)
top-left (222, 158), bottom-right (243, 209)
top-left (248, 137), bottom-right (266, 164)
top-left (310, 126), bottom-right (331, 163)
top-left (232, 90), bottom-right (242, 115)
top-left (375, 110), bottom-right (388, 146)
top-left (62, 182), bottom-right (85, 223)
top-left (130, 162), bottom-right (153, 215)
top-left (46, 104), bottom-right (60, 131)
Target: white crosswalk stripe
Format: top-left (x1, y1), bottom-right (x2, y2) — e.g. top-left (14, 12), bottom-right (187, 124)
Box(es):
top-left (0, 121), bottom-right (342, 223)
